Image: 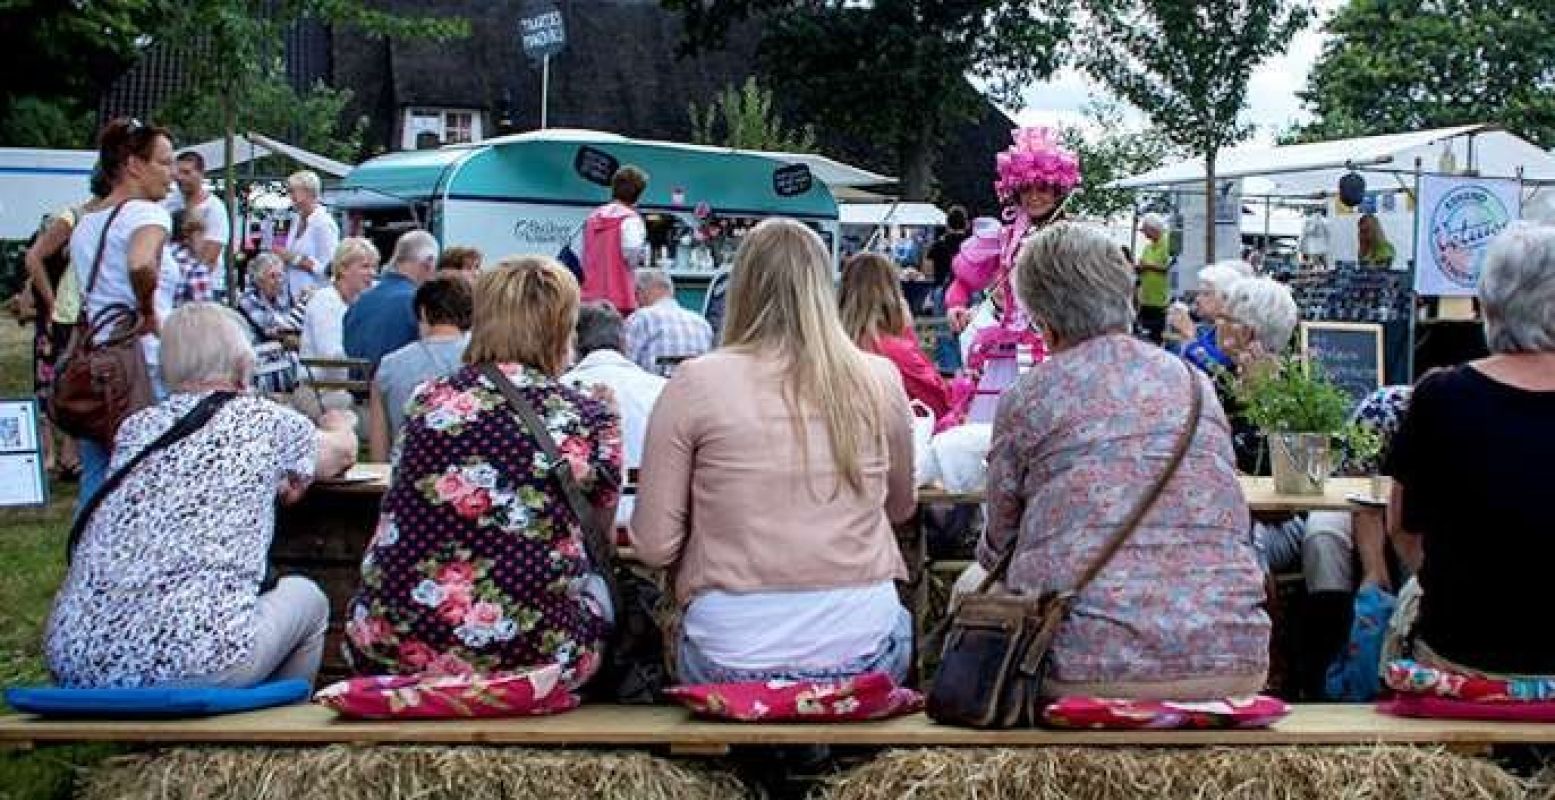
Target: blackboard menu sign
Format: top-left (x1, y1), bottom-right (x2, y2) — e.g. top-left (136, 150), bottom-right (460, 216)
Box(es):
top-left (772, 163), bottom-right (814, 197)
top-left (574, 146), bottom-right (619, 187)
top-left (1300, 321), bottom-right (1384, 409)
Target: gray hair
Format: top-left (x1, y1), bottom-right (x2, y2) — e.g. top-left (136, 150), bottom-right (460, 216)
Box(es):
top-left (1017, 222), bottom-right (1136, 345)
top-left (1198, 260), bottom-right (1254, 293)
top-left (390, 230), bottom-right (439, 269)
top-left (635, 268), bottom-right (674, 293)
top-left (249, 252), bottom-right (285, 281)
top-left (159, 302), bottom-right (256, 391)
top-left (286, 170), bottom-right (322, 196)
top-left (1480, 222), bottom-right (1555, 354)
top-left (1222, 277), bottom-right (1299, 352)
top-left (1140, 213), bottom-right (1167, 233)
top-left (575, 301), bottom-right (626, 358)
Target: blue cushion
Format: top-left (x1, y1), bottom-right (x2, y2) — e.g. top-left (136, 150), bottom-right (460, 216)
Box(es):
top-left (4, 679), bottom-right (311, 719)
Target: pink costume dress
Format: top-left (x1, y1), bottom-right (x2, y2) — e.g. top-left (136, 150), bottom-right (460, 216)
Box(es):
top-left (946, 212), bottom-right (1049, 424)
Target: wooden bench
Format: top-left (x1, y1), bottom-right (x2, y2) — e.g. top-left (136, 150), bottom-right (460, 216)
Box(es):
top-left (2, 705), bottom-right (1553, 757)
top-left (296, 356), bottom-right (374, 396)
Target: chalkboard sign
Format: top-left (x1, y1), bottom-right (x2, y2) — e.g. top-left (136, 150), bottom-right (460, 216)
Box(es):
top-left (1299, 321), bottom-right (1384, 410)
top-left (574, 146), bottom-right (619, 187)
top-left (518, 1), bottom-right (566, 60)
top-left (772, 163), bottom-right (814, 197)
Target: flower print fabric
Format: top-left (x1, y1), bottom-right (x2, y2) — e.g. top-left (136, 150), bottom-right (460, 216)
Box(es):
top-left (345, 363), bottom-right (623, 689)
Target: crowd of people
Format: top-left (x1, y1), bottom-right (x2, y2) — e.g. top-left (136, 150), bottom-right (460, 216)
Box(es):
top-left (22, 119), bottom-right (1555, 715)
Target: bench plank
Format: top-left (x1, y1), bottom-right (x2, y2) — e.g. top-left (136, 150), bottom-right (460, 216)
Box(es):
top-left (4, 705), bottom-right (1555, 750)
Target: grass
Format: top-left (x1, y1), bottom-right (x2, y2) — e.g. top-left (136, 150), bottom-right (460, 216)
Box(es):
top-left (0, 321), bottom-right (119, 800)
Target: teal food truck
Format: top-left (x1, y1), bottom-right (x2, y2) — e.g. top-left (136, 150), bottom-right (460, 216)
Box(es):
top-left (332, 130), bottom-right (856, 311)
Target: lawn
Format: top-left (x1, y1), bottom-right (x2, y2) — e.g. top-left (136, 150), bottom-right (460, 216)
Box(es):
top-left (0, 322), bottom-right (117, 800)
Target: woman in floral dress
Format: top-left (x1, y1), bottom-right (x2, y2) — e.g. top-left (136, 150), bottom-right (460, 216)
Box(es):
top-left (345, 257), bottom-right (624, 689)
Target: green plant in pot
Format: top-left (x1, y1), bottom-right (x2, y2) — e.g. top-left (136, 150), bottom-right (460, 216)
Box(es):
top-left (1234, 355), bottom-right (1353, 495)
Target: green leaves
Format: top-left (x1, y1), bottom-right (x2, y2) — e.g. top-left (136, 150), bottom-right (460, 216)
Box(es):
top-left (1059, 100), bottom-right (1182, 219)
top-left (1296, 0), bottom-right (1555, 146)
top-left (688, 77), bottom-right (818, 152)
top-left (156, 58), bottom-right (368, 163)
top-left (1234, 355), bottom-right (1353, 434)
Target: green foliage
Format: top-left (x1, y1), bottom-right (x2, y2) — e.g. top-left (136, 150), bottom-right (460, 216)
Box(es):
top-left (157, 59), bottom-right (369, 165)
top-left (0, 97), bottom-right (98, 149)
top-left (1058, 100), bottom-right (1181, 219)
top-left (1079, 0), bottom-right (1312, 259)
top-left (1234, 356), bottom-right (1353, 434)
top-left (689, 78), bottom-right (817, 152)
top-left (665, 0), bottom-right (1074, 199)
top-left (1295, 0), bottom-right (1555, 146)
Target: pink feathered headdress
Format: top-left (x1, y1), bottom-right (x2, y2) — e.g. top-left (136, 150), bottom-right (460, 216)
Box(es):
top-left (993, 127), bottom-right (1081, 204)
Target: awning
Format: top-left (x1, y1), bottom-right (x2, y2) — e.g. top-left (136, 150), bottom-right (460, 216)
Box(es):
top-left (180, 133), bottom-right (355, 178)
top-left (840, 202), bottom-right (946, 227)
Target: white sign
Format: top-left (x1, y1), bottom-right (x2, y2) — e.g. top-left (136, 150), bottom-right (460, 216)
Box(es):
top-left (0, 400), bottom-right (45, 507)
top-left (1414, 175), bottom-right (1521, 297)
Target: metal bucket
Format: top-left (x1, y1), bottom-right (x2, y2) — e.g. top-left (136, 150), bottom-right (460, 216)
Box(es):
top-left (1269, 432), bottom-right (1331, 495)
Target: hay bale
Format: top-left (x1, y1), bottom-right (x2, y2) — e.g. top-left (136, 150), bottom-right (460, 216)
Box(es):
top-left (77, 746), bottom-right (750, 800)
top-left (815, 746), bottom-right (1529, 800)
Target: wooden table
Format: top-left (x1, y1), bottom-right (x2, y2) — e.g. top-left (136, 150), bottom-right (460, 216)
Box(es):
top-left (918, 476), bottom-right (1391, 512)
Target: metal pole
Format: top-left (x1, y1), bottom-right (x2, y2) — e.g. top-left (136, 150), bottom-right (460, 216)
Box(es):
top-left (540, 54), bottom-right (550, 130)
top-left (1408, 156), bottom-right (1422, 382)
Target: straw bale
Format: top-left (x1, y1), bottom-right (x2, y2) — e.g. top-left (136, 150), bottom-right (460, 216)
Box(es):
top-left (815, 746), bottom-right (1528, 800)
top-left (76, 746), bottom-right (750, 800)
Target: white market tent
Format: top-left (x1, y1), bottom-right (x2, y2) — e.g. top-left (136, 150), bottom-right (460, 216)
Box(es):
top-left (1109, 124), bottom-right (1555, 197)
top-left (181, 132), bottom-right (354, 178)
top-left (839, 202), bottom-right (946, 228)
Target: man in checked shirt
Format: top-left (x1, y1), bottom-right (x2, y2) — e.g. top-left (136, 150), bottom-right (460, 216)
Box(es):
top-left (624, 268), bottom-right (713, 377)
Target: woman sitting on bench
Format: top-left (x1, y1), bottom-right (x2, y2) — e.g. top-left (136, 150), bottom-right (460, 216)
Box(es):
top-left (632, 218), bottom-right (917, 685)
top-left (1385, 222), bottom-right (1555, 678)
top-left (45, 303), bottom-right (358, 689)
top-left (344, 258), bottom-right (623, 689)
top-left (963, 223), bottom-right (1270, 699)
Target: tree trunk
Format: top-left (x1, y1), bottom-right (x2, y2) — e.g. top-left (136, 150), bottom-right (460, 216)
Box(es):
top-left (223, 89), bottom-right (238, 305)
top-left (1203, 148), bottom-right (1217, 265)
top-left (899, 116), bottom-right (937, 201)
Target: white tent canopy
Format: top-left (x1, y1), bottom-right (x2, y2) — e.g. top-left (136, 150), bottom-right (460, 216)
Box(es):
top-left (1109, 125), bottom-right (1555, 198)
top-left (182, 132), bottom-right (354, 178)
top-left (839, 202), bottom-right (946, 227)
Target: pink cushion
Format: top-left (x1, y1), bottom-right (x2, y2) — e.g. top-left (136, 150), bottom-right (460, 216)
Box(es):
top-left (1379, 695), bottom-right (1555, 722)
top-left (1041, 695), bottom-right (1290, 730)
top-left (314, 664), bottom-right (578, 720)
top-left (1384, 659), bottom-right (1555, 703)
top-left (665, 672), bottom-right (923, 722)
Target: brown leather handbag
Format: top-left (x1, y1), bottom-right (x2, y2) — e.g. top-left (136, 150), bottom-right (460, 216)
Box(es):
top-left (50, 202), bottom-right (155, 444)
top-left (926, 358), bottom-right (1204, 728)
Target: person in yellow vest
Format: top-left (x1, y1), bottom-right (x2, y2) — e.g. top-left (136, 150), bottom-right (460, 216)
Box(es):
top-left (1135, 213), bottom-right (1172, 344)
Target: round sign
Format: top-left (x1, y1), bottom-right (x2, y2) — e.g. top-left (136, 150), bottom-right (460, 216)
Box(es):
top-left (1428, 185), bottom-right (1513, 288)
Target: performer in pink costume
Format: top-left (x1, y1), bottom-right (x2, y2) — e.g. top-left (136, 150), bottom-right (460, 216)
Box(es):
top-left (945, 127), bottom-right (1080, 424)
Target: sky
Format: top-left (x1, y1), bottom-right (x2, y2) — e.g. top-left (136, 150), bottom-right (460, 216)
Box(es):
top-left (1004, 0), bottom-right (1344, 146)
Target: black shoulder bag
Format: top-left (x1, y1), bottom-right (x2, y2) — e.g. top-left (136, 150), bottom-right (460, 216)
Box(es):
top-left (479, 363), bottom-right (668, 703)
top-left (67, 392), bottom-right (239, 563)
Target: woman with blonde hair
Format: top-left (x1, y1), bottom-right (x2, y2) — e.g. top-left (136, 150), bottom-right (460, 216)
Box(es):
top-left (345, 257), bottom-right (623, 688)
top-left (632, 218), bottom-right (916, 684)
top-left (839, 252), bottom-right (951, 418)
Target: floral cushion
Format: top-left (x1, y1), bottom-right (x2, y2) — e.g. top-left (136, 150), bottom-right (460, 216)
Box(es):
top-left (1040, 695), bottom-right (1289, 730)
top-left (1379, 695), bottom-right (1555, 722)
top-left (1383, 659), bottom-right (1555, 703)
top-left (664, 672), bottom-right (923, 722)
top-left (314, 664), bottom-right (577, 720)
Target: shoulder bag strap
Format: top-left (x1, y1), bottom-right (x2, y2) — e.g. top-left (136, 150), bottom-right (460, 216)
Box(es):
top-left (73, 202), bottom-right (127, 328)
top-left (973, 357), bottom-right (1205, 596)
top-left (478, 363), bottom-right (619, 576)
top-left (66, 391), bottom-right (239, 563)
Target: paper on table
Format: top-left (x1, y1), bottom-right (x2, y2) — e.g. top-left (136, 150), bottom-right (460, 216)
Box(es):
top-left (0, 453), bottom-right (46, 506)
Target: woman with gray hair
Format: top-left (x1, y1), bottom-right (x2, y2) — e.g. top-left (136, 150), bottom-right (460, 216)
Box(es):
top-left (970, 222), bottom-right (1269, 699)
top-left (1169, 259), bottom-right (1255, 374)
top-left (45, 303), bottom-right (358, 689)
top-left (1383, 222), bottom-right (1555, 677)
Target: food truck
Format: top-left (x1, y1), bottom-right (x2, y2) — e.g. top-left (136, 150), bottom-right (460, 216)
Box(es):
top-left (332, 129), bottom-right (865, 310)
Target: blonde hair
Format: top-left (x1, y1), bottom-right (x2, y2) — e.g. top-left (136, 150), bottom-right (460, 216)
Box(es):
top-left (722, 218), bottom-right (885, 496)
top-left (287, 170), bottom-right (322, 196)
top-left (331, 236), bottom-right (380, 279)
top-left (466, 256), bottom-right (578, 376)
top-left (160, 302), bottom-right (256, 391)
top-left (838, 252), bottom-right (908, 347)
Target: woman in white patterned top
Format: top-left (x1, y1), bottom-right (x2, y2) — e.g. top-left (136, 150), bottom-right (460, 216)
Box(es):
top-left (44, 303), bottom-right (357, 688)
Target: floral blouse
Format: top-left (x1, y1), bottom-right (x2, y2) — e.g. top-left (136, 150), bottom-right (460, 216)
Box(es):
top-left (345, 363), bottom-right (623, 687)
top-left (980, 334), bottom-right (1270, 688)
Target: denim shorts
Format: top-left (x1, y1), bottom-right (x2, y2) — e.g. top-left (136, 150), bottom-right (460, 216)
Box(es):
top-left (675, 605), bottom-right (913, 685)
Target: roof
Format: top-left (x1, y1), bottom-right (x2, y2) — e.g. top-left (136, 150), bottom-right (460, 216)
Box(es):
top-left (1108, 125), bottom-right (1555, 196)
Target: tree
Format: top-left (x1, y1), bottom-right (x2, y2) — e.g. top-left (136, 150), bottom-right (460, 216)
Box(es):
top-left (664, 0), bottom-right (1073, 200)
top-left (1058, 100), bottom-right (1180, 220)
top-left (1296, 0), bottom-right (1555, 146)
top-left (689, 77), bottom-right (817, 152)
top-left (1080, 0), bottom-right (1311, 262)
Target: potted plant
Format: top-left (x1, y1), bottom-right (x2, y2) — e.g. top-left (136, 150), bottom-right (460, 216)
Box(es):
top-left (1233, 355), bottom-right (1354, 495)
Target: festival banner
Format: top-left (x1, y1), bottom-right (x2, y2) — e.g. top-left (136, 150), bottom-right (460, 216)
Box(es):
top-left (1413, 175), bottom-right (1521, 297)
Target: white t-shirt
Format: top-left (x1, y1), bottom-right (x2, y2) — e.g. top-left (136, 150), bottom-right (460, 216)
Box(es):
top-left (69, 200), bottom-right (177, 364)
top-left (299, 285), bottom-right (348, 381)
top-left (561, 349), bottom-right (667, 526)
top-left (286, 205), bottom-right (340, 303)
top-left (683, 581), bottom-right (903, 671)
top-left (164, 191), bottom-right (231, 291)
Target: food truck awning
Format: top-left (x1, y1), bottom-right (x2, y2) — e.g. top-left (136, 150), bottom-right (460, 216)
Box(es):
top-left (1108, 125), bottom-right (1555, 197)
